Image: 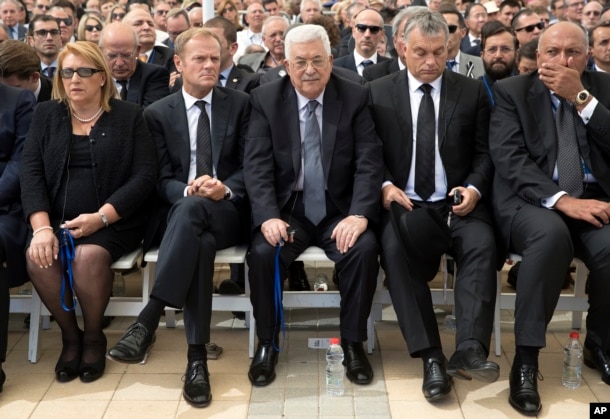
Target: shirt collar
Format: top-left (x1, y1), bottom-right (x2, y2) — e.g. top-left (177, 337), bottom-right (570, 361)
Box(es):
top-left (220, 65), bottom-right (233, 82)
top-left (182, 88), bottom-right (214, 111)
top-left (406, 70), bottom-right (442, 94)
top-left (354, 50), bottom-right (378, 67)
top-left (295, 88), bottom-right (325, 111)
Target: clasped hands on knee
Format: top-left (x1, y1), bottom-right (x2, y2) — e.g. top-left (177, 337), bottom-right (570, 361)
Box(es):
top-left (187, 175), bottom-right (225, 200)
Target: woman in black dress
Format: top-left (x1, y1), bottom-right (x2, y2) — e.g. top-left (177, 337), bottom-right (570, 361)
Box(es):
top-left (20, 41), bottom-right (158, 383)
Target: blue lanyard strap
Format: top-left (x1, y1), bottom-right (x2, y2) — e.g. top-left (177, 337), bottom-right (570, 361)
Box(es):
top-left (482, 76), bottom-right (495, 108)
top-left (272, 243), bottom-right (286, 352)
top-left (58, 228), bottom-right (77, 312)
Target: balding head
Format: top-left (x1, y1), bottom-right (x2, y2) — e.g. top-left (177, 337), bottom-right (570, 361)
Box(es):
top-left (537, 21), bottom-right (588, 74)
top-left (100, 22), bottom-right (140, 81)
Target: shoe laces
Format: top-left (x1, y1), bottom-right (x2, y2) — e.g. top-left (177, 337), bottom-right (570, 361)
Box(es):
top-left (125, 324), bottom-right (148, 341)
top-left (520, 366), bottom-right (544, 384)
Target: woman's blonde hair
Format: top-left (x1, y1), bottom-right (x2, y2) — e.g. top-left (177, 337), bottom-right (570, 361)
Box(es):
top-left (77, 13), bottom-right (104, 43)
top-left (52, 41), bottom-right (118, 112)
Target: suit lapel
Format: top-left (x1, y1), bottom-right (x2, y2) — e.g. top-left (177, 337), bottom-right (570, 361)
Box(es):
top-left (528, 76), bottom-right (557, 173)
top-left (225, 66), bottom-right (240, 89)
top-left (211, 87), bottom-right (230, 170)
top-left (127, 62), bottom-right (142, 103)
top-left (392, 71), bottom-right (413, 171)
top-left (168, 92), bottom-right (191, 175)
top-left (321, 78), bottom-right (341, 181)
top-left (439, 70), bottom-right (460, 149)
top-left (281, 82), bottom-right (302, 180)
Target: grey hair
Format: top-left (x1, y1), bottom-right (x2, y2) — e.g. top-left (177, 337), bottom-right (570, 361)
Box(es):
top-left (300, 0), bottom-right (321, 12)
top-left (403, 9), bottom-right (449, 43)
top-left (262, 15), bottom-right (289, 35)
top-left (284, 24), bottom-right (331, 58)
top-left (392, 6), bottom-right (428, 38)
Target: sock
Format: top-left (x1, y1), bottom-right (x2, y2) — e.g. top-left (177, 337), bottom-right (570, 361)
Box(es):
top-left (457, 339), bottom-right (483, 352)
top-left (136, 296), bottom-right (165, 333)
top-left (420, 347), bottom-right (444, 360)
top-left (515, 346), bottom-right (539, 367)
top-left (187, 344), bottom-right (207, 363)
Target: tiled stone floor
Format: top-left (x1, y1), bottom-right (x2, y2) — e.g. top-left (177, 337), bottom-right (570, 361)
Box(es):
top-left (2, 266), bottom-right (609, 418)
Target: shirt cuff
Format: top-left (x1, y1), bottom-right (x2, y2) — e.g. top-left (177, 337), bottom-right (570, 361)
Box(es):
top-left (577, 97), bottom-right (598, 124)
top-left (466, 184), bottom-right (481, 198)
top-left (382, 180), bottom-right (393, 189)
top-left (183, 185), bottom-right (190, 197)
top-left (541, 191), bottom-right (567, 208)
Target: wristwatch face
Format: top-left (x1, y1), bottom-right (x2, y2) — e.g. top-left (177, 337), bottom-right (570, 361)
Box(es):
top-left (576, 90), bottom-right (589, 104)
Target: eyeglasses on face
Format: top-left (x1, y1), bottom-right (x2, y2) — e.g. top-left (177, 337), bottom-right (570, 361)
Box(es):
top-left (448, 24), bottom-right (459, 34)
top-left (484, 46), bottom-right (515, 55)
top-left (515, 21), bottom-right (544, 32)
top-left (222, 6), bottom-right (235, 13)
top-left (291, 57), bottom-right (329, 71)
top-left (355, 23), bottom-right (382, 34)
top-left (155, 9), bottom-right (169, 16)
top-left (85, 24), bottom-right (102, 31)
top-left (36, 4), bottom-right (50, 10)
top-left (111, 12), bottom-right (125, 20)
top-left (33, 28), bottom-right (60, 37)
top-left (585, 10), bottom-right (601, 16)
top-left (59, 67), bottom-right (103, 78)
top-left (55, 17), bottom-right (73, 26)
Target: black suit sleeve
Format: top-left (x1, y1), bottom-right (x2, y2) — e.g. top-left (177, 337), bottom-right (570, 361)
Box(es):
top-left (0, 88), bottom-right (35, 207)
top-left (490, 81), bottom-right (563, 203)
top-left (141, 65), bottom-right (170, 107)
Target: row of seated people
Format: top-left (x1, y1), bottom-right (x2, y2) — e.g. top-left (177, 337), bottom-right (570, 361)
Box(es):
top-left (1, 12), bottom-right (610, 417)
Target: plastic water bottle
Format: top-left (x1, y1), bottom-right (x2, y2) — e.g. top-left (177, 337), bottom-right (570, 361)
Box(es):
top-left (314, 273), bottom-right (328, 291)
top-left (326, 337), bottom-right (345, 396)
top-left (562, 331), bottom-right (583, 389)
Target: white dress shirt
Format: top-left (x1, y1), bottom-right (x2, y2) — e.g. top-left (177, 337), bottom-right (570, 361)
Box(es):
top-left (182, 88), bottom-right (214, 195)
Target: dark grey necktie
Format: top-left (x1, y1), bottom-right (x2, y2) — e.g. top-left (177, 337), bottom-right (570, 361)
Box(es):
top-left (118, 80), bottom-right (128, 100)
top-left (44, 66), bottom-right (56, 78)
top-left (555, 96), bottom-right (583, 197)
top-left (362, 60), bottom-right (374, 68)
top-left (415, 84), bottom-right (436, 201)
top-left (303, 100), bottom-right (326, 225)
top-left (195, 100), bottom-right (213, 178)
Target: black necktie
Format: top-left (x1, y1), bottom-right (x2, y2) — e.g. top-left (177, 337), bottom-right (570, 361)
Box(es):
top-left (44, 66), bottom-right (56, 78)
top-left (361, 60), bottom-right (374, 68)
top-left (217, 74), bottom-right (225, 87)
top-left (195, 100), bottom-right (213, 178)
top-left (415, 84), bottom-right (436, 201)
top-left (555, 96), bottom-right (583, 197)
top-left (118, 80), bottom-right (128, 100)
top-left (303, 100), bottom-right (326, 225)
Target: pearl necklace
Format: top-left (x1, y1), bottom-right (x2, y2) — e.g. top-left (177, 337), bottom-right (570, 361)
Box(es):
top-left (72, 106), bottom-right (104, 123)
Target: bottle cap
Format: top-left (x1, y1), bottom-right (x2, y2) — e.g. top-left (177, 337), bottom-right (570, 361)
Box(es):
top-left (570, 331), bottom-right (579, 339)
top-left (329, 337), bottom-right (339, 345)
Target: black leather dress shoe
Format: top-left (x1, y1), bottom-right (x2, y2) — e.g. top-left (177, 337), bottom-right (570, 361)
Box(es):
top-left (107, 322), bottom-right (156, 364)
top-left (248, 341), bottom-right (279, 386)
top-left (183, 360), bottom-right (212, 407)
top-left (288, 262), bottom-right (311, 291)
top-left (509, 363), bottom-right (541, 416)
top-left (342, 340), bottom-right (373, 385)
top-left (584, 344), bottom-right (610, 385)
top-left (447, 346), bottom-right (500, 383)
top-left (422, 356), bottom-right (452, 401)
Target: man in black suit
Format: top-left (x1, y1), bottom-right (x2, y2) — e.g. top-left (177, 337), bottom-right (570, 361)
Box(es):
top-left (363, 7), bottom-right (418, 82)
top-left (0, 40), bottom-right (52, 103)
top-left (123, 9), bottom-right (177, 76)
top-left (203, 17), bottom-right (261, 93)
top-left (460, 3), bottom-right (487, 56)
top-left (27, 15), bottom-right (61, 79)
top-left (244, 24), bottom-right (382, 387)
top-left (490, 22), bottom-right (610, 416)
top-left (589, 21), bottom-right (610, 72)
top-left (0, 0), bottom-right (27, 39)
top-left (107, 28), bottom-right (251, 409)
top-left (334, 8), bottom-right (390, 76)
top-left (100, 22), bottom-right (170, 108)
top-left (162, 8), bottom-right (189, 49)
top-left (0, 83), bottom-right (35, 393)
top-left (369, 10), bottom-right (498, 403)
